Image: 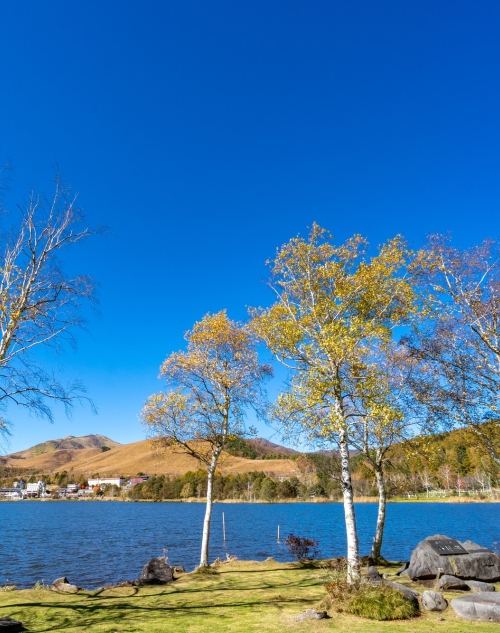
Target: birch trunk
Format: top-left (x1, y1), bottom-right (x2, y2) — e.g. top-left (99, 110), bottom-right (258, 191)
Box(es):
top-left (338, 427), bottom-right (360, 583)
top-left (370, 461), bottom-right (387, 563)
top-left (199, 453), bottom-right (218, 567)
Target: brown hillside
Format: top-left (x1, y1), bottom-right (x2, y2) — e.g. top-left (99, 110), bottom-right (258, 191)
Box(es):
top-left (1, 439), bottom-right (299, 479)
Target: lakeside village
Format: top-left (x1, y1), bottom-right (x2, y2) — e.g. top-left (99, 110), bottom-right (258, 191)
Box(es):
top-left (0, 475), bottom-right (143, 499)
top-left (2, 467), bottom-right (500, 502)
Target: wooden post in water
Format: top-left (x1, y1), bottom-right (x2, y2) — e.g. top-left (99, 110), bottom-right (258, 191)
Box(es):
top-left (222, 512), bottom-right (226, 541)
top-left (277, 525), bottom-right (280, 542)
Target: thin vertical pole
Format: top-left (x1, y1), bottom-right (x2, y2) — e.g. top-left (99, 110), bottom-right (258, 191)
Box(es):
top-left (277, 525), bottom-right (280, 542)
top-left (222, 512), bottom-right (226, 541)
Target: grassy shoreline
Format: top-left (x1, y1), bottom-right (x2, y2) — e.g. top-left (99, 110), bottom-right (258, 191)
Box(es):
top-left (2, 495), bottom-right (498, 503)
top-left (2, 559), bottom-right (500, 632)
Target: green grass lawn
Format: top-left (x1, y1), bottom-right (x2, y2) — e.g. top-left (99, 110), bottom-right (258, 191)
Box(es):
top-left (1, 559), bottom-right (499, 633)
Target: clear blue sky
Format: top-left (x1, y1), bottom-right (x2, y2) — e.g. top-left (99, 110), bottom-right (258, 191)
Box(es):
top-left (1, 1), bottom-right (500, 453)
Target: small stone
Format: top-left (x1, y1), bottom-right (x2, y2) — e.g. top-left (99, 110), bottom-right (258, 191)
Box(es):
top-left (436, 617), bottom-right (445, 621)
top-left (0, 618), bottom-right (23, 632)
top-left (50, 576), bottom-right (79, 593)
top-left (397, 561), bottom-right (409, 576)
top-left (295, 609), bottom-right (328, 621)
top-left (365, 566), bottom-right (382, 580)
top-left (421, 590), bottom-right (448, 612)
top-left (436, 574), bottom-right (468, 591)
top-left (466, 580), bottom-right (495, 593)
top-left (172, 565), bottom-right (185, 574)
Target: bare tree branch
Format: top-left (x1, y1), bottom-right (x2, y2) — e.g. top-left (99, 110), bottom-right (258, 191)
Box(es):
top-left (0, 175), bottom-right (103, 433)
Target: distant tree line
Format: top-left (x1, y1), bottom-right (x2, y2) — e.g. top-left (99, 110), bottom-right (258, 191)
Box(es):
top-left (127, 470), bottom-right (303, 502)
top-left (226, 437), bottom-right (298, 461)
top-left (125, 427), bottom-right (500, 502)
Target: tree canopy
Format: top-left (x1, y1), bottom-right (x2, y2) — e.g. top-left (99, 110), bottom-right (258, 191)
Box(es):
top-left (142, 310), bottom-right (272, 566)
top-left (252, 223), bottom-right (420, 580)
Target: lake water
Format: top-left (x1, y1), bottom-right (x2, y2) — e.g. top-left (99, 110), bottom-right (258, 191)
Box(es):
top-left (2, 501), bottom-right (499, 588)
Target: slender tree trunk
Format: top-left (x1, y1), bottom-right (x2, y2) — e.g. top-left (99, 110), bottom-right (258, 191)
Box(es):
top-left (338, 427), bottom-right (360, 583)
top-left (199, 453), bottom-right (218, 567)
top-left (370, 460), bottom-right (387, 563)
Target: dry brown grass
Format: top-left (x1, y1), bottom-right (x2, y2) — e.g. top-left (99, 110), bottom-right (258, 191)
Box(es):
top-left (2, 439), bottom-right (299, 478)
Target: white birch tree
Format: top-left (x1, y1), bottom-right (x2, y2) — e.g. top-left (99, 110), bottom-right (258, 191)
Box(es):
top-left (437, 463), bottom-right (454, 492)
top-left (252, 224), bottom-right (419, 582)
top-left (349, 356), bottom-right (416, 563)
top-left (141, 311), bottom-right (271, 568)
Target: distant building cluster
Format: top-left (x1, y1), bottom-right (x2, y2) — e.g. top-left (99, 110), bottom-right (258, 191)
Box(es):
top-left (0, 475), bottom-right (149, 500)
top-left (0, 480), bottom-right (46, 499)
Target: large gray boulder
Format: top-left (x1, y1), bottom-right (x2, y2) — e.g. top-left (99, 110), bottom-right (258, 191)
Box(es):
top-left (365, 566), bottom-right (382, 580)
top-left (139, 557), bottom-right (173, 585)
top-left (451, 593), bottom-right (500, 622)
top-left (436, 574), bottom-right (468, 591)
top-left (421, 590), bottom-right (448, 612)
top-left (466, 580), bottom-right (496, 593)
top-left (407, 535), bottom-right (500, 581)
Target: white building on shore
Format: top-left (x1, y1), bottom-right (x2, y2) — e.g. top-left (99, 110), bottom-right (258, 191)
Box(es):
top-left (88, 477), bottom-right (125, 488)
top-left (26, 481), bottom-right (46, 496)
top-left (0, 488), bottom-right (25, 499)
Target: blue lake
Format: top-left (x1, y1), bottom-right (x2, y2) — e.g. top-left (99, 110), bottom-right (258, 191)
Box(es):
top-left (2, 501), bottom-right (499, 588)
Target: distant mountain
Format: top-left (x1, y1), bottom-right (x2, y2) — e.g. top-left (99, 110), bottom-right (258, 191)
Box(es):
top-left (8, 434), bottom-right (121, 459)
top-left (0, 437), bottom-right (298, 478)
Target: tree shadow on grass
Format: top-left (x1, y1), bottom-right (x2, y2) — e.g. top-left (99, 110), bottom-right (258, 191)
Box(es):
top-left (216, 567), bottom-right (293, 573)
top-left (78, 572), bottom-right (321, 600)
top-left (88, 587), bottom-right (140, 598)
top-left (2, 568), bottom-right (324, 632)
top-left (8, 594), bottom-right (315, 632)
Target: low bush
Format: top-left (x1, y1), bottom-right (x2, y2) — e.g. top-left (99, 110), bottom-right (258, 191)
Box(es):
top-left (323, 560), bottom-right (418, 621)
top-left (347, 584), bottom-right (417, 620)
top-left (323, 558), bottom-right (354, 603)
top-left (32, 580), bottom-right (48, 591)
top-left (284, 533), bottom-right (320, 561)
